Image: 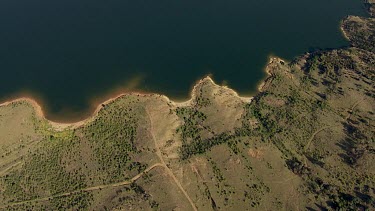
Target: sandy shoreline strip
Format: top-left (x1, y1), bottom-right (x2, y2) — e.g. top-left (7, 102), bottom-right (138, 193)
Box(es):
top-left (0, 92), bottom-right (160, 131)
top-left (340, 17), bottom-right (351, 41)
top-left (0, 68), bottom-right (274, 131)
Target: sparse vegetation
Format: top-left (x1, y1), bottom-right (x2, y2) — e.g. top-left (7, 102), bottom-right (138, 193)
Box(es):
top-left (0, 2), bottom-right (374, 210)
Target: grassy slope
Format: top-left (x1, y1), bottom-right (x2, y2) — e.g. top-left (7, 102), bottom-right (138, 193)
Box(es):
top-left (0, 3), bottom-right (374, 211)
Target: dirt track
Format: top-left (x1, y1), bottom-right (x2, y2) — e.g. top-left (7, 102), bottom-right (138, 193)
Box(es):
top-left (1, 163), bottom-right (163, 208)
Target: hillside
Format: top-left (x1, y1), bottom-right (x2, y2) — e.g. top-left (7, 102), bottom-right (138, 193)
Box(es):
top-left (0, 2), bottom-right (374, 211)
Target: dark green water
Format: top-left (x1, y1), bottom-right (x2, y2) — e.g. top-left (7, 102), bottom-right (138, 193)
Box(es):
top-left (0, 0), bottom-right (367, 121)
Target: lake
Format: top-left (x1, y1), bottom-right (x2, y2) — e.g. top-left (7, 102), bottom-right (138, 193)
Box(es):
top-left (0, 0), bottom-right (367, 121)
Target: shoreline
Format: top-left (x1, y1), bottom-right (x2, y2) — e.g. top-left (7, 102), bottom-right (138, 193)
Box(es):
top-left (0, 6), bottom-right (364, 130)
top-left (0, 91), bottom-right (161, 130)
top-left (0, 16), bottom-right (353, 127)
top-left (0, 74), bottom-right (260, 130)
top-left (257, 56), bottom-right (286, 92)
top-left (340, 16), bottom-right (351, 41)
